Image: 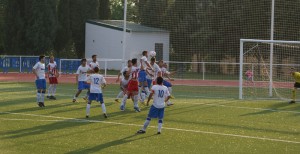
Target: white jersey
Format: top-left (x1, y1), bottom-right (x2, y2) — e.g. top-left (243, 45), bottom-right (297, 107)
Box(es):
top-left (76, 65), bottom-right (90, 81)
top-left (89, 61), bottom-right (99, 70)
top-left (147, 63), bottom-right (161, 80)
top-left (33, 62), bottom-right (46, 79)
top-left (121, 78), bottom-right (129, 89)
top-left (47, 61), bottom-right (57, 78)
top-left (140, 56), bottom-right (148, 70)
top-left (120, 66), bottom-right (129, 78)
top-left (161, 67), bottom-right (170, 77)
top-left (87, 74), bottom-right (106, 93)
top-left (130, 66), bottom-right (139, 80)
top-left (151, 85), bottom-right (170, 108)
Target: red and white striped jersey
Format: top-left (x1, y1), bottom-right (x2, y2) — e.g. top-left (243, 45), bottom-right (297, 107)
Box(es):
top-left (47, 61), bottom-right (57, 78)
top-left (130, 66), bottom-right (139, 80)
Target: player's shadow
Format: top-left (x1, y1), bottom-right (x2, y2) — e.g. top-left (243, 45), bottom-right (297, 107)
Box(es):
top-left (0, 97), bottom-right (36, 107)
top-left (240, 102), bottom-right (298, 116)
top-left (1, 103), bottom-right (75, 114)
top-left (66, 134), bottom-right (156, 154)
top-left (1, 120), bottom-right (91, 139)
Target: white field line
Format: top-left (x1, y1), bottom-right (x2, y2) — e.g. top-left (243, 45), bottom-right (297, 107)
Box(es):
top-left (0, 111), bottom-right (300, 144)
top-left (181, 102), bottom-right (300, 114)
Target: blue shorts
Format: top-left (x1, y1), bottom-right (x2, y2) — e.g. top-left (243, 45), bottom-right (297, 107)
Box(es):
top-left (35, 79), bottom-right (46, 90)
top-left (78, 81), bottom-right (90, 90)
top-left (89, 93), bottom-right (104, 103)
top-left (138, 70), bottom-right (147, 82)
top-left (147, 79), bottom-right (152, 88)
top-left (148, 105), bottom-right (165, 119)
top-left (163, 80), bottom-right (172, 87)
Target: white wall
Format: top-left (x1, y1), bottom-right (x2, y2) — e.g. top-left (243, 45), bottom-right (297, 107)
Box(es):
top-left (85, 23), bottom-right (128, 60)
top-left (128, 32), bottom-right (169, 62)
top-left (85, 22), bottom-right (170, 70)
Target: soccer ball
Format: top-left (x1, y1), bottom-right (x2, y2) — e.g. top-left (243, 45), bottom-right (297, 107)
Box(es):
top-left (149, 51), bottom-right (156, 57)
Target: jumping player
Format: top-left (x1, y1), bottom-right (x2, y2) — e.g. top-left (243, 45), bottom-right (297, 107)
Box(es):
top-left (73, 58), bottom-right (90, 103)
top-left (159, 61), bottom-right (174, 106)
top-left (289, 68), bottom-right (300, 104)
top-left (115, 71), bottom-right (131, 103)
top-left (120, 58), bottom-right (141, 112)
top-left (142, 57), bottom-right (162, 102)
top-left (137, 77), bottom-right (171, 134)
top-left (89, 55), bottom-right (99, 71)
top-left (138, 51), bottom-right (153, 98)
top-left (85, 67), bottom-right (107, 118)
top-left (33, 55), bottom-right (46, 107)
top-left (115, 60), bottom-right (132, 102)
top-left (47, 56), bottom-right (58, 100)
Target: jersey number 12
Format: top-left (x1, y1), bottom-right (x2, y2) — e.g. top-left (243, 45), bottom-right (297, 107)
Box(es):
top-left (94, 78), bottom-right (99, 84)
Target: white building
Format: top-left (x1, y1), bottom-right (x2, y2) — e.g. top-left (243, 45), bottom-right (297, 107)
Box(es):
top-left (85, 20), bottom-right (170, 70)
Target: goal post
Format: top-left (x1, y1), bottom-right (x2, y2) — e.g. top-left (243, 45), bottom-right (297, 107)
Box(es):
top-left (239, 39), bottom-right (300, 100)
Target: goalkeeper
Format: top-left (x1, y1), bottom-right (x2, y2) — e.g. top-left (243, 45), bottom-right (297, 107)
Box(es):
top-left (289, 68), bottom-right (300, 104)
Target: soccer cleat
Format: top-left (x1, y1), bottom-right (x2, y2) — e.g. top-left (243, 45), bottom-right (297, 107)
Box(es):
top-left (41, 102), bottom-right (45, 107)
top-left (50, 96), bottom-right (56, 100)
top-left (38, 102), bottom-right (43, 107)
top-left (167, 102), bottom-right (174, 106)
top-left (114, 99), bottom-right (120, 103)
top-left (103, 113), bottom-right (108, 118)
top-left (72, 99), bottom-right (77, 103)
top-left (86, 115), bottom-right (89, 118)
top-left (136, 130), bottom-right (146, 134)
top-left (157, 132), bottom-right (161, 135)
top-left (120, 105), bottom-right (125, 111)
top-left (289, 101), bottom-right (296, 104)
top-left (134, 107), bottom-right (141, 112)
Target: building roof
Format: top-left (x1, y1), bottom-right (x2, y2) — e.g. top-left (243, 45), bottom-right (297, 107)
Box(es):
top-left (87, 20), bottom-right (168, 33)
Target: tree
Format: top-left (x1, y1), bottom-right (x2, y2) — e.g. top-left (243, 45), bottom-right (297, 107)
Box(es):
top-left (3, 0), bottom-right (26, 55)
top-left (24, 0), bottom-right (58, 55)
top-left (99, 0), bottom-right (111, 20)
top-left (0, 0), bottom-right (7, 53)
top-left (70, 0), bottom-right (99, 58)
top-left (54, 0), bottom-right (74, 58)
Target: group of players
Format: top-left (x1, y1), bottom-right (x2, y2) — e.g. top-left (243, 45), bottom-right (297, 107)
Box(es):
top-left (32, 51), bottom-right (175, 134)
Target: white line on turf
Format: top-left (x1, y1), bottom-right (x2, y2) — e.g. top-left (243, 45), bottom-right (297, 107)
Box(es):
top-left (0, 111), bottom-right (299, 144)
top-left (182, 102), bottom-right (300, 114)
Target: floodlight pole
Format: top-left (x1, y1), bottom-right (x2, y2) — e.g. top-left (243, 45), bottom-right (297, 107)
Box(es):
top-left (122, 0), bottom-right (128, 68)
top-left (269, 0), bottom-right (275, 97)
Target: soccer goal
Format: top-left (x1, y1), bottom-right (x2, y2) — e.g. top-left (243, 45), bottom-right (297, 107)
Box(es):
top-left (239, 39), bottom-right (300, 100)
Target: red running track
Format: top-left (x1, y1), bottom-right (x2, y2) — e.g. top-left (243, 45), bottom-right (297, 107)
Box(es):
top-left (0, 73), bottom-right (293, 88)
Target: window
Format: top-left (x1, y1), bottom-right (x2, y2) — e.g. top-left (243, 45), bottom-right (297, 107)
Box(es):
top-left (155, 43), bottom-right (163, 61)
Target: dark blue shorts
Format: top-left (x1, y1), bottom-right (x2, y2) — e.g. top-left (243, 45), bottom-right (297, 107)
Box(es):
top-left (148, 105), bottom-right (165, 119)
top-left (147, 79), bottom-right (152, 88)
top-left (163, 80), bottom-right (172, 87)
top-left (78, 81), bottom-right (90, 90)
top-left (89, 93), bottom-right (104, 103)
top-left (35, 79), bottom-right (46, 90)
top-left (138, 70), bottom-right (147, 82)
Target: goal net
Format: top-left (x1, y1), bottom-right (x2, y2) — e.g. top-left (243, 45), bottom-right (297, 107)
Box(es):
top-left (239, 39), bottom-right (300, 100)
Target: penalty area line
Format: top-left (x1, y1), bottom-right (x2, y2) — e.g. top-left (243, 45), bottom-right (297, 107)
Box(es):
top-left (0, 111), bottom-right (300, 144)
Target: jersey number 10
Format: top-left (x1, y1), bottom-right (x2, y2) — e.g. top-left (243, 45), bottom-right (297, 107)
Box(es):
top-left (158, 90), bottom-right (164, 98)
